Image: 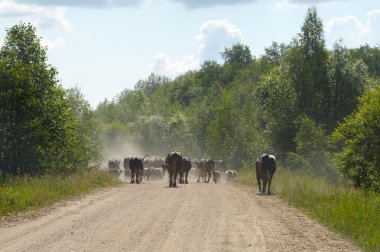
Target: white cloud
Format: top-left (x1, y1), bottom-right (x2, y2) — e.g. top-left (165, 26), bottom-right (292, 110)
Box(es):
top-left (0, 1), bottom-right (72, 31)
top-left (150, 52), bottom-right (198, 78)
top-left (366, 9), bottom-right (380, 44)
top-left (325, 16), bottom-right (367, 47)
top-left (41, 37), bottom-right (64, 51)
top-left (150, 19), bottom-right (244, 78)
top-left (196, 19), bottom-right (244, 63)
top-left (325, 9), bottom-right (380, 47)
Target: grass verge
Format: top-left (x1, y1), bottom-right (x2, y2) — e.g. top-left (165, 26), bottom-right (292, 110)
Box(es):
top-left (0, 170), bottom-right (120, 218)
top-left (236, 168), bottom-right (380, 252)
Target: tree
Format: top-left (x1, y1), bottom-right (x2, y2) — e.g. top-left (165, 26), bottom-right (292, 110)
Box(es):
top-left (134, 73), bottom-right (169, 96)
top-left (288, 6), bottom-right (329, 124)
top-left (66, 87), bottom-right (103, 167)
top-left (332, 85), bottom-right (380, 191)
top-left (327, 42), bottom-right (368, 129)
top-left (350, 44), bottom-right (380, 78)
top-left (255, 64), bottom-right (298, 158)
top-left (221, 43), bottom-right (252, 68)
top-left (262, 42), bottom-right (287, 65)
top-left (0, 23), bottom-right (82, 176)
top-left (287, 116), bottom-right (330, 176)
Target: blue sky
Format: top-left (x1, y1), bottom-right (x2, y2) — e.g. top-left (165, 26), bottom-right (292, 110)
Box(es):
top-left (0, 0), bottom-right (379, 107)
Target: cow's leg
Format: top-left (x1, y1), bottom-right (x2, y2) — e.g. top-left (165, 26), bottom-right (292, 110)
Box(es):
top-left (262, 178), bottom-right (268, 194)
top-left (185, 171), bottom-right (189, 184)
top-left (173, 170), bottom-right (178, 187)
top-left (267, 174), bottom-right (273, 195)
top-left (178, 172), bottom-right (183, 184)
top-left (206, 170), bottom-right (211, 183)
top-left (136, 169), bottom-right (140, 184)
top-left (256, 173), bottom-right (261, 192)
top-left (130, 169), bottom-right (135, 183)
top-left (197, 170), bottom-right (200, 183)
top-left (169, 171), bottom-right (173, 187)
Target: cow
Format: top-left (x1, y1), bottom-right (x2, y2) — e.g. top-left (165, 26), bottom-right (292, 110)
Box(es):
top-left (153, 167), bottom-right (163, 180)
top-left (108, 160), bottom-right (122, 177)
top-left (255, 154), bottom-right (277, 195)
top-left (144, 156), bottom-right (165, 168)
top-left (225, 170), bottom-right (237, 182)
top-left (195, 159), bottom-right (215, 183)
top-left (129, 157), bottom-right (144, 184)
top-left (213, 170), bottom-right (221, 183)
top-left (144, 167), bottom-right (156, 181)
top-left (162, 152), bottom-right (183, 187)
top-left (178, 156), bottom-right (191, 184)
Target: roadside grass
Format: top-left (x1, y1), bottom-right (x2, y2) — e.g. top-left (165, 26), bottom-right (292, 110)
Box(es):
top-left (236, 168), bottom-right (380, 252)
top-left (0, 170), bottom-right (120, 217)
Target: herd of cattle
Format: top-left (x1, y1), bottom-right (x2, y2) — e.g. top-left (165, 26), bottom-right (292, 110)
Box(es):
top-left (108, 152), bottom-right (277, 194)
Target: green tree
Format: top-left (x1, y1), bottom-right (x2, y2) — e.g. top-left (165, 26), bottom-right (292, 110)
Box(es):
top-left (332, 85), bottom-right (380, 191)
top-left (0, 23), bottom-right (82, 176)
top-left (256, 64), bottom-right (298, 158)
top-left (287, 116), bottom-right (330, 176)
top-left (289, 6), bottom-right (329, 124)
top-left (66, 87), bottom-right (103, 167)
top-left (116, 89), bottom-right (148, 123)
top-left (221, 43), bottom-right (252, 68)
top-left (350, 44), bottom-right (380, 78)
top-left (134, 73), bottom-right (169, 96)
top-left (327, 42), bottom-right (368, 128)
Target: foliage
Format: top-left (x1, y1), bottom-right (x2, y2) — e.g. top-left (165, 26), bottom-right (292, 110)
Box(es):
top-left (0, 170), bottom-right (119, 217)
top-left (350, 44), bottom-right (380, 78)
top-left (236, 169), bottom-right (380, 251)
top-left (327, 42), bottom-right (369, 129)
top-left (134, 73), bottom-right (170, 96)
top-left (0, 23), bottom-right (83, 176)
top-left (286, 116), bottom-right (338, 179)
top-left (332, 86), bottom-right (380, 191)
top-left (65, 87), bottom-right (103, 167)
top-left (221, 43), bottom-right (253, 68)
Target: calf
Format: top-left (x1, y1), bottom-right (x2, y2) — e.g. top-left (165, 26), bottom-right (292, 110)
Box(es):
top-left (213, 171), bottom-right (221, 183)
top-left (108, 160), bottom-right (122, 177)
top-left (255, 154), bottom-right (277, 195)
top-left (225, 170), bottom-right (237, 182)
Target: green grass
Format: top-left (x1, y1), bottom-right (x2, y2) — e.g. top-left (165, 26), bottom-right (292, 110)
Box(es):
top-left (236, 168), bottom-right (380, 252)
top-left (0, 170), bottom-right (120, 217)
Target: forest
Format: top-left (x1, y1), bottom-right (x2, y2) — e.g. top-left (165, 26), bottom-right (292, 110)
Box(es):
top-left (0, 7), bottom-right (379, 192)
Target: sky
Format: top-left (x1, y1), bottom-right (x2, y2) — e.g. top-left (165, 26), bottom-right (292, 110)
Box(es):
top-left (0, 0), bottom-right (379, 108)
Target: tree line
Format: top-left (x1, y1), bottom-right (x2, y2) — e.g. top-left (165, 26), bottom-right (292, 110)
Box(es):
top-left (0, 7), bottom-right (379, 191)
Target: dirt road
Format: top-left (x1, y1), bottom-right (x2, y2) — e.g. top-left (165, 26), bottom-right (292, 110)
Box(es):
top-left (0, 178), bottom-right (359, 251)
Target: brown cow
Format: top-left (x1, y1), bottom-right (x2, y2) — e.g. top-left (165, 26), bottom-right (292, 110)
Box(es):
top-left (162, 152), bottom-right (184, 187)
top-left (179, 156), bottom-right (192, 184)
top-left (255, 154), bottom-right (277, 195)
top-left (195, 159), bottom-right (215, 183)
